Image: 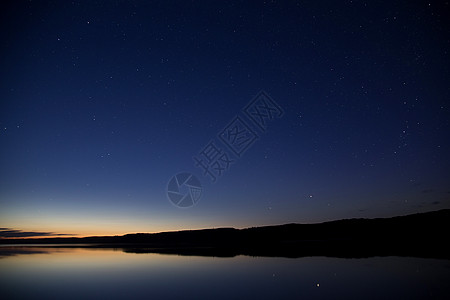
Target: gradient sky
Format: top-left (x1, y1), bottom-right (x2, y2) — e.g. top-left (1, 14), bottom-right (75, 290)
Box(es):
top-left (1, 0), bottom-right (449, 238)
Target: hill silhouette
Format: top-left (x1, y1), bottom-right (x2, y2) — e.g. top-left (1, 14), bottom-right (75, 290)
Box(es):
top-left (1, 209), bottom-right (449, 259)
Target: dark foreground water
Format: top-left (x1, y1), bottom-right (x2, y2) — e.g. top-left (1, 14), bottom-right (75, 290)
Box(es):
top-left (1, 246), bottom-right (449, 299)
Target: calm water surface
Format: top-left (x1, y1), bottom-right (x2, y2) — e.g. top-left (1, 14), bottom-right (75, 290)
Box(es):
top-left (1, 246), bottom-right (449, 299)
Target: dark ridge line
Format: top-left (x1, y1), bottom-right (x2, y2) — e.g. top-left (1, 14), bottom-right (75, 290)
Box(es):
top-left (1, 209), bottom-right (449, 259)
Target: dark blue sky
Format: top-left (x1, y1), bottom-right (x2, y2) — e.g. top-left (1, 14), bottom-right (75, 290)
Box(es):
top-left (1, 0), bottom-right (449, 236)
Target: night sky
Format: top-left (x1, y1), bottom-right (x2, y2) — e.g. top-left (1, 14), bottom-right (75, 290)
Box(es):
top-left (1, 1), bottom-right (449, 237)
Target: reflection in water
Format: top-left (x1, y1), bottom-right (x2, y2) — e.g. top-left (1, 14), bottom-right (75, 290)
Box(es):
top-left (1, 246), bottom-right (449, 299)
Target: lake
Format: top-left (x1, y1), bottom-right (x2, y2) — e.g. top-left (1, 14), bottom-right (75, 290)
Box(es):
top-left (1, 246), bottom-right (449, 299)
